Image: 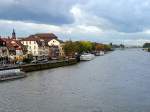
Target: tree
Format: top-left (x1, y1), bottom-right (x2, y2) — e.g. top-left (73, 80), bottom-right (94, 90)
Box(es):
top-left (23, 54), bottom-right (33, 63)
top-left (63, 41), bottom-right (76, 57)
top-left (63, 40), bottom-right (112, 57)
top-left (78, 41), bottom-right (93, 53)
top-left (95, 44), bottom-right (105, 51)
top-left (143, 43), bottom-right (150, 48)
top-left (120, 44), bottom-right (125, 48)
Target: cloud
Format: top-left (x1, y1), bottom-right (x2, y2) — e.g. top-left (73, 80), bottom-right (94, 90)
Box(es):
top-left (0, 19), bottom-right (102, 39)
top-left (0, 0), bottom-right (83, 25)
top-left (0, 20), bottom-right (62, 36)
top-left (82, 0), bottom-right (150, 33)
top-left (1, 0), bottom-right (150, 45)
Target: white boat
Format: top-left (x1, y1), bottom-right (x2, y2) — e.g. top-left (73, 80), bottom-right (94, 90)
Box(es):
top-left (80, 53), bottom-right (95, 61)
top-left (100, 51), bottom-right (105, 56)
top-left (95, 51), bottom-right (105, 56)
top-left (0, 69), bottom-right (26, 81)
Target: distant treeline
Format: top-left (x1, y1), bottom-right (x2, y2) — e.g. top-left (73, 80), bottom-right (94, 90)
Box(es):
top-left (143, 43), bottom-right (150, 48)
top-left (109, 43), bottom-right (125, 48)
top-left (63, 41), bottom-right (112, 57)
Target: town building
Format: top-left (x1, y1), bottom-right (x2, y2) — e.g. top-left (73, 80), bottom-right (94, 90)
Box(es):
top-left (21, 33), bottom-right (64, 60)
top-left (0, 38), bottom-right (9, 64)
top-left (2, 30), bottom-right (27, 62)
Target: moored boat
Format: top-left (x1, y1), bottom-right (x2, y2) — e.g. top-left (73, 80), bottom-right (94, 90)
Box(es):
top-left (0, 69), bottom-right (26, 81)
top-left (80, 53), bottom-right (95, 61)
top-left (94, 51), bottom-right (105, 56)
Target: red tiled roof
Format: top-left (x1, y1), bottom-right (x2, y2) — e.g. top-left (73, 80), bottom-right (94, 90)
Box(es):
top-left (21, 33), bottom-right (61, 47)
top-left (5, 41), bottom-right (15, 50)
top-left (2, 38), bottom-right (27, 52)
top-left (35, 33), bottom-right (58, 39)
top-left (22, 33), bottom-right (58, 41)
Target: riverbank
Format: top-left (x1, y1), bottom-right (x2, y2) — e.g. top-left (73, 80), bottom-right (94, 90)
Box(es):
top-left (0, 59), bottom-right (77, 81)
top-left (20, 59), bottom-right (78, 72)
top-left (0, 52), bottom-right (110, 81)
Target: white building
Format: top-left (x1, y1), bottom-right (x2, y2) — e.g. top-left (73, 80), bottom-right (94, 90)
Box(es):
top-left (48, 39), bottom-right (64, 57)
top-left (21, 33), bottom-right (64, 60)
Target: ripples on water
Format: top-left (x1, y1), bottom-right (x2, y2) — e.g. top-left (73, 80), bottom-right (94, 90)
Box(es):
top-left (0, 49), bottom-right (150, 112)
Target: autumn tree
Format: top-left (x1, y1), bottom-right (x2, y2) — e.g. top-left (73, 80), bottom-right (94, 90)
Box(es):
top-left (95, 44), bottom-right (105, 51)
top-left (63, 41), bottom-right (77, 57)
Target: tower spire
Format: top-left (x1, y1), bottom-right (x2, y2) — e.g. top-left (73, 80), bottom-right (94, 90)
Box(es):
top-left (12, 28), bottom-right (16, 40)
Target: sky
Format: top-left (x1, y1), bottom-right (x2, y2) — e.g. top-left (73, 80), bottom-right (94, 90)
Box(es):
top-left (1, 0), bottom-right (150, 45)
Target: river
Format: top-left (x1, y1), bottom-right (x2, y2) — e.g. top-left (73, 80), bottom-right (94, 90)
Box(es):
top-left (0, 49), bottom-right (150, 112)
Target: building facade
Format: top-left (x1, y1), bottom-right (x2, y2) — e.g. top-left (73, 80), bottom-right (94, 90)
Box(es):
top-left (2, 30), bottom-right (27, 63)
top-left (21, 33), bottom-right (64, 60)
top-left (0, 38), bottom-right (9, 64)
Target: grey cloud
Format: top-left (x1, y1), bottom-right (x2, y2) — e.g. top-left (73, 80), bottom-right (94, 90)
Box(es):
top-left (0, 0), bottom-right (84, 25)
top-left (81, 0), bottom-right (150, 33)
top-left (1, 0), bottom-right (150, 43)
top-left (1, 0), bottom-right (150, 33)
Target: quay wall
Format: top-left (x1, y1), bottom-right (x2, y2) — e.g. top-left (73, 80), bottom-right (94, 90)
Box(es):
top-left (20, 59), bottom-right (78, 72)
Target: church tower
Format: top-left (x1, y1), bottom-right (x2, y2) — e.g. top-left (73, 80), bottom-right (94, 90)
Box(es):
top-left (12, 29), bottom-right (16, 40)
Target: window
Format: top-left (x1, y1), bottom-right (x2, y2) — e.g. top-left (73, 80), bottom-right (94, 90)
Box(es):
top-left (3, 42), bottom-right (5, 45)
top-left (29, 41), bottom-right (31, 44)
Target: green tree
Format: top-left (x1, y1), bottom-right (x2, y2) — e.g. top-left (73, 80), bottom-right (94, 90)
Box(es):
top-left (79, 41), bottom-right (93, 53)
top-left (63, 40), bottom-right (112, 57)
top-left (143, 43), bottom-right (150, 48)
top-left (63, 41), bottom-right (76, 57)
top-left (103, 45), bottom-right (112, 51)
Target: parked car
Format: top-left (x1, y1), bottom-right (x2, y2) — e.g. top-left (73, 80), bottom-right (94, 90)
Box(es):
top-left (31, 59), bottom-right (49, 64)
top-left (38, 59), bottom-right (49, 64)
top-left (16, 61), bottom-right (26, 65)
top-left (51, 57), bottom-right (59, 60)
top-left (31, 60), bottom-right (38, 64)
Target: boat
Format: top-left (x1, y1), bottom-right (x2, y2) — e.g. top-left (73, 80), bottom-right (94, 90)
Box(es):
top-left (80, 53), bottom-right (95, 61)
top-left (95, 51), bottom-right (105, 56)
top-left (0, 69), bottom-right (26, 81)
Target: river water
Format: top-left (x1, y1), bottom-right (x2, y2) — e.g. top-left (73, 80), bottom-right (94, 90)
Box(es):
top-left (0, 49), bottom-right (150, 112)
